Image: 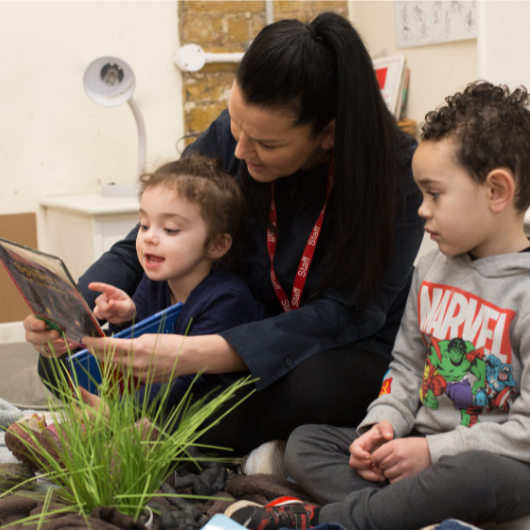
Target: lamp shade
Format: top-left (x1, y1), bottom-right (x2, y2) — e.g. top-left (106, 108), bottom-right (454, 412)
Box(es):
top-left (83, 56), bottom-right (135, 108)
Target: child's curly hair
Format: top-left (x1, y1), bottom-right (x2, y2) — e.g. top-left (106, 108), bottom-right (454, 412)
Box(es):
top-left (139, 154), bottom-right (245, 269)
top-left (421, 81), bottom-right (530, 212)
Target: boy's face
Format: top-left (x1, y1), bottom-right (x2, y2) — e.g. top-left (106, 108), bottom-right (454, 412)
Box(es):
top-left (412, 139), bottom-right (493, 258)
top-left (136, 185), bottom-right (212, 288)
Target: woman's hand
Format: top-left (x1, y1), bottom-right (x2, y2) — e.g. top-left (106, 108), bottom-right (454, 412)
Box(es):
top-left (82, 334), bottom-right (184, 383)
top-left (89, 282), bottom-right (137, 325)
top-left (82, 333), bottom-right (249, 383)
top-left (23, 314), bottom-right (77, 358)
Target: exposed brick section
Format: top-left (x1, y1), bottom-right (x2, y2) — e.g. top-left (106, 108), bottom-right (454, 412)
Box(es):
top-left (274, 1), bottom-right (348, 21)
top-left (178, 1), bottom-right (348, 146)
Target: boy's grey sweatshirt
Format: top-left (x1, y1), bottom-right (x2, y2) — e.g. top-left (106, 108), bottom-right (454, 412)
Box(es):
top-left (359, 249), bottom-right (530, 464)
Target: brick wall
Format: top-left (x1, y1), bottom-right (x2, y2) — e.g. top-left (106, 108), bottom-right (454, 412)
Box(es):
top-left (178, 1), bottom-right (348, 148)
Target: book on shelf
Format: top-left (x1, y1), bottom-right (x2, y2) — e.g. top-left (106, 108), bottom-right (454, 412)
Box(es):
top-left (399, 67), bottom-right (411, 120)
top-left (373, 53), bottom-right (407, 119)
top-left (0, 237), bottom-right (182, 395)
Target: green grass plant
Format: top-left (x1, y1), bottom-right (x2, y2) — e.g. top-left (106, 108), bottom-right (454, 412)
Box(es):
top-left (1, 332), bottom-right (255, 523)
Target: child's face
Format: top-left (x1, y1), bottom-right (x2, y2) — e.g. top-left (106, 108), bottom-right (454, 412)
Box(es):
top-left (412, 139), bottom-right (493, 258)
top-left (136, 185), bottom-right (212, 286)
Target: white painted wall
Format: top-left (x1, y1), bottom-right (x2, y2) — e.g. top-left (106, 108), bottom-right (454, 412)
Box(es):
top-left (477, 2), bottom-right (530, 88)
top-left (0, 1), bottom-right (183, 248)
top-left (348, 1), bottom-right (478, 260)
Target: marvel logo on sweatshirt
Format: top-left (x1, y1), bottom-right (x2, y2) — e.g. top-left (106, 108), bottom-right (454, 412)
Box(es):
top-left (418, 283), bottom-right (517, 427)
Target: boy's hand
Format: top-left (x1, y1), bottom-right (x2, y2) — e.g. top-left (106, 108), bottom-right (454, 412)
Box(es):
top-left (89, 282), bottom-right (136, 325)
top-left (371, 437), bottom-right (431, 484)
top-left (349, 421), bottom-right (394, 482)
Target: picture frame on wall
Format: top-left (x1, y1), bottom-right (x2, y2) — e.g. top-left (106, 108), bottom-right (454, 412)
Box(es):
top-left (395, 1), bottom-right (477, 49)
top-left (372, 53), bottom-right (406, 118)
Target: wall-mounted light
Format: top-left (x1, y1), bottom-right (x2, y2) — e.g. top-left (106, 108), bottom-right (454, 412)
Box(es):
top-left (173, 0), bottom-right (274, 73)
top-left (173, 44), bottom-right (244, 72)
top-left (83, 56), bottom-right (146, 196)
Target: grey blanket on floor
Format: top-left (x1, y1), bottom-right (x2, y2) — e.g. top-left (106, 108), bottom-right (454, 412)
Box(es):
top-left (148, 470), bottom-right (317, 530)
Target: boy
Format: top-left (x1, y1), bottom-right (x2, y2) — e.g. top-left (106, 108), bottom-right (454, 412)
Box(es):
top-left (230, 82), bottom-right (530, 529)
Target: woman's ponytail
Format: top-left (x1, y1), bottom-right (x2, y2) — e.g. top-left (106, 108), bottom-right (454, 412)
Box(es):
top-left (237, 12), bottom-right (411, 312)
top-left (309, 12), bottom-right (405, 311)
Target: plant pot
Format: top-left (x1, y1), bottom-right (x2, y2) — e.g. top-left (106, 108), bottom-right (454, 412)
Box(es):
top-left (138, 507), bottom-right (153, 530)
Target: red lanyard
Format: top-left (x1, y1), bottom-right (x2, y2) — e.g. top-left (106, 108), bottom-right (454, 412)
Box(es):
top-left (267, 156), bottom-right (334, 312)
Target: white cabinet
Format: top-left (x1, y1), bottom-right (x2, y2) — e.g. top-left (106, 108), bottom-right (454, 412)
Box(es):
top-left (38, 194), bottom-right (139, 282)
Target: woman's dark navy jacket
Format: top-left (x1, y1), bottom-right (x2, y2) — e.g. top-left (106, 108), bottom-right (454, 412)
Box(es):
top-left (78, 109), bottom-right (424, 391)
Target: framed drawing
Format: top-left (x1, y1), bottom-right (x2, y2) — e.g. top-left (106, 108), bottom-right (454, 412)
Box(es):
top-left (395, 1), bottom-right (477, 49)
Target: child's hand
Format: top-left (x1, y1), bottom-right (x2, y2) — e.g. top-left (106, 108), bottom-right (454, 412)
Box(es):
top-left (89, 282), bottom-right (136, 325)
top-left (371, 437), bottom-right (431, 484)
top-left (77, 386), bottom-right (109, 420)
top-left (349, 421), bottom-right (394, 482)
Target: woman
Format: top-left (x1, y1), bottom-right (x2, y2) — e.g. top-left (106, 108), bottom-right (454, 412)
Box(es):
top-left (26, 12), bottom-right (423, 455)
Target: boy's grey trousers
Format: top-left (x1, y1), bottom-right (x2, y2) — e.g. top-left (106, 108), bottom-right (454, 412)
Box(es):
top-left (285, 424), bottom-right (530, 530)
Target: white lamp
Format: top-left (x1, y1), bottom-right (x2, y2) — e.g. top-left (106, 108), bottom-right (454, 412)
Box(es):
top-left (83, 56), bottom-right (146, 196)
top-left (174, 44), bottom-right (244, 72)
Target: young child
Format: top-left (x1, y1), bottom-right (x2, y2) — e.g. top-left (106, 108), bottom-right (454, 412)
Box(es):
top-left (230, 82), bottom-right (530, 529)
top-left (89, 154), bottom-right (265, 409)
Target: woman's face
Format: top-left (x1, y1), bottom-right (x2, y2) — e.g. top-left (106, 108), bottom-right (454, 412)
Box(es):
top-left (228, 81), bottom-right (335, 183)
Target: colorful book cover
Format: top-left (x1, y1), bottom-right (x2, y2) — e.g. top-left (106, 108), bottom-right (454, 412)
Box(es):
top-left (67, 302), bottom-right (182, 395)
top-left (399, 68), bottom-right (411, 120)
top-left (0, 237), bottom-right (183, 396)
top-left (0, 237), bottom-right (103, 345)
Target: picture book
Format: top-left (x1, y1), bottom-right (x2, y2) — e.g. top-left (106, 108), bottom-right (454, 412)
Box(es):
top-left (399, 67), bottom-right (411, 120)
top-left (0, 237), bottom-right (183, 396)
top-left (0, 237), bottom-right (103, 344)
top-left (67, 302), bottom-right (182, 395)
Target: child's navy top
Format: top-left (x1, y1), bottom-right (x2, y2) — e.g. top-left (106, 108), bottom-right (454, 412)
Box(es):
top-left (110, 267), bottom-right (266, 337)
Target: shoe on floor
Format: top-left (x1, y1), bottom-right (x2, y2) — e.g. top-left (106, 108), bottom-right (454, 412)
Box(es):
top-left (225, 500), bottom-right (264, 519)
top-left (229, 496), bottom-right (320, 530)
top-left (225, 497), bottom-right (303, 519)
top-left (4, 413), bottom-right (64, 471)
top-left (241, 440), bottom-right (288, 479)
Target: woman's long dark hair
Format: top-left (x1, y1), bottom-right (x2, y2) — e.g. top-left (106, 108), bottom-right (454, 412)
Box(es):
top-left (236, 12), bottom-right (408, 312)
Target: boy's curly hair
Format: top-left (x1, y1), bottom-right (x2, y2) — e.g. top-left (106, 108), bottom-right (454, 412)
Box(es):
top-left (421, 81), bottom-right (530, 212)
top-left (139, 154), bottom-right (245, 269)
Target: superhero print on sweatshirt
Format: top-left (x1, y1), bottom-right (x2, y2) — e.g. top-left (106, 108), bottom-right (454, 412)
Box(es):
top-left (418, 282), bottom-right (517, 426)
top-left (379, 281), bottom-right (518, 428)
